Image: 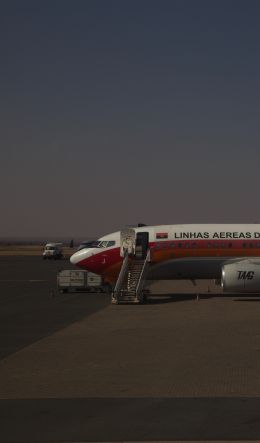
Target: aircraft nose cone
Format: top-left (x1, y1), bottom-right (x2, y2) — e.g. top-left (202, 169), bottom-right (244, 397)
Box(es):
top-left (70, 249), bottom-right (87, 265)
top-left (70, 252), bottom-right (78, 265)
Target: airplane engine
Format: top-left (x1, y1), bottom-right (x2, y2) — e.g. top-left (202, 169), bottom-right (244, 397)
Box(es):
top-left (221, 260), bottom-right (260, 293)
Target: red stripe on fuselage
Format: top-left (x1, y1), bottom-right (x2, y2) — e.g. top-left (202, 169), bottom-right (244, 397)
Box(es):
top-left (76, 239), bottom-right (260, 282)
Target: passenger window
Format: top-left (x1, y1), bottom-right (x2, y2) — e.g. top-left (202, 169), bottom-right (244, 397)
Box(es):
top-left (228, 243), bottom-right (232, 248)
top-left (185, 243), bottom-right (190, 248)
top-left (178, 243), bottom-right (182, 248)
top-left (250, 243), bottom-right (254, 248)
top-left (242, 243), bottom-right (246, 248)
top-left (207, 243), bottom-right (211, 248)
top-left (192, 242), bottom-right (197, 248)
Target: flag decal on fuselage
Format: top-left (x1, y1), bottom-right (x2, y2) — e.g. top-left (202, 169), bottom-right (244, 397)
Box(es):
top-left (156, 232), bottom-right (168, 239)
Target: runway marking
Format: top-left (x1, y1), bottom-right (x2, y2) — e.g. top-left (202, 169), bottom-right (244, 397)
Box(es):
top-left (0, 279), bottom-right (47, 282)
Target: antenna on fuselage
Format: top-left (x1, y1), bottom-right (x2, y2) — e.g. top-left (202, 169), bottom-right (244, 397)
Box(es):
top-left (125, 223), bottom-right (147, 228)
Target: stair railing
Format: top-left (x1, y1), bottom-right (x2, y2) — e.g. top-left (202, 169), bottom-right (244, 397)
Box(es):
top-left (135, 249), bottom-right (151, 301)
top-left (112, 251), bottom-right (129, 303)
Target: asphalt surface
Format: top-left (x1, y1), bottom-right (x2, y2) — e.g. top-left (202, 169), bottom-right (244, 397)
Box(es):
top-left (0, 257), bottom-right (110, 359)
top-left (1, 257), bottom-right (260, 442)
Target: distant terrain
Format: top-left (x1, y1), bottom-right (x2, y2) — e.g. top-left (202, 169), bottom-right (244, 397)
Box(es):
top-left (0, 237), bottom-right (94, 256)
top-left (0, 244), bottom-right (76, 257)
top-left (0, 238), bottom-right (80, 257)
top-left (0, 237), bottom-right (87, 246)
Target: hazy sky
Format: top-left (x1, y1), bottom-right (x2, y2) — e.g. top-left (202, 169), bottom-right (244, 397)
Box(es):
top-left (1, 0), bottom-right (260, 238)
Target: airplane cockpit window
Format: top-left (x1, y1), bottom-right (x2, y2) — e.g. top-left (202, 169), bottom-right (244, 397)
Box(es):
top-left (78, 240), bottom-right (116, 250)
top-left (99, 241), bottom-right (108, 248)
top-left (77, 241), bottom-right (100, 250)
top-left (107, 241), bottom-right (116, 247)
top-left (88, 241), bottom-right (101, 248)
top-left (99, 241), bottom-right (116, 248)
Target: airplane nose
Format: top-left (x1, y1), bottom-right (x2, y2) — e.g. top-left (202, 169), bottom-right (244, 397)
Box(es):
top-left (70, 249), bottom-right (89, 265)
top-left (70, 251), bottom-right (78, 265)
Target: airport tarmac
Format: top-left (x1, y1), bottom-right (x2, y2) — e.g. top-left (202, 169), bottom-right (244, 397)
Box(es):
top-left (1, 257), bottom-right (260, 441)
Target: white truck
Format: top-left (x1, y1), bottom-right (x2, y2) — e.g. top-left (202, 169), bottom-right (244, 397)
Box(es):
top-left (57, 269), bottom-right (111, 293)
top-left (43, 243), bottom-right (63, 260)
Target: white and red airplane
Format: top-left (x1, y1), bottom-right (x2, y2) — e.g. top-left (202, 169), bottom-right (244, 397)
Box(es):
top-left (70, 224), bottom-right (260, 293)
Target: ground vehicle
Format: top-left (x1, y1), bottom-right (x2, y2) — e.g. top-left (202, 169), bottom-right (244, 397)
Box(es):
top-left (43, 243), bottom-right (63, 260)
top-left (57, 269), bottom-right (111, 293)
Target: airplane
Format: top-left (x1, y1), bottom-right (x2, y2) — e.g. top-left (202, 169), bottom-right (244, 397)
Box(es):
top-left (70, 224), bottom-right (260, 302)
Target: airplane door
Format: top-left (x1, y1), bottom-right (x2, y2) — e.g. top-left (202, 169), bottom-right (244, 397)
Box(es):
top-left (120, 228), bottom-right (136, 257)
top-left (135, 232), bottom-right (149, 259)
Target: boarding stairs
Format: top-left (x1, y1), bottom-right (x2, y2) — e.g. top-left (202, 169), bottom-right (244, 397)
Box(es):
top-left (112, 250), bottom-right (150, 304)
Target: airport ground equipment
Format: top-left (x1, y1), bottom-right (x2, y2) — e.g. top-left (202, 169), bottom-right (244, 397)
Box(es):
top-left (112, 252), bottom-right (150, 305)
top-left (57, 269), bottom-right (109, 293)
top-left (112, 229), bottom-right (151, 304)
top-left (43, 243), bottom-right (63, 260)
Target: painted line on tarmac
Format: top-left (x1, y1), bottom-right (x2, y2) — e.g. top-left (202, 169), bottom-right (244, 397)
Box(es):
top-left (0, 279), bottom-right (47, 282)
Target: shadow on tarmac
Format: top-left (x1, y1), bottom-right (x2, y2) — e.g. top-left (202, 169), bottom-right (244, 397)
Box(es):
top-left (234, 298), bottom-right (260, 302)
top-left (147, 293), bottom-right (215, 304)
top-left (1, 397), bottom-right (260, 442)
top-left (0, 256), bottom-right (111, 360)
top-left (0, 287), bottom-right (110, 360)
top-left (146, 292), bottom-right (260, 304)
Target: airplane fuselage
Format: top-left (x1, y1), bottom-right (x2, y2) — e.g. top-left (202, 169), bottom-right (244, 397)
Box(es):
top-left (70, 224), bottom-right (260, 283)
